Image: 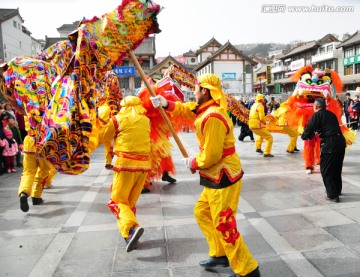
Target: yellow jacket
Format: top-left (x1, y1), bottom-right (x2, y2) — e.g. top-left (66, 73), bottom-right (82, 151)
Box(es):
top-left (274, 104), bottom-right (289, 127)
top-left (103, 96), bottom-right (151, 172)
top-left (169, 99), bottom-right (243, 187)
top-left (249, 102), bottom-right (266, 129)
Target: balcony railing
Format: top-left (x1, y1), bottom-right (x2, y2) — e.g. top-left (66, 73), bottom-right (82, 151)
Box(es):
top-left (272, 65), bottom-right (285, 73)
top-left (311, 51), bottom-right (335, 63)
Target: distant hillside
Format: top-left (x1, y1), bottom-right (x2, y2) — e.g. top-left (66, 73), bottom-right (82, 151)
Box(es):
top-left (234, 43), bottom-right (290, 58)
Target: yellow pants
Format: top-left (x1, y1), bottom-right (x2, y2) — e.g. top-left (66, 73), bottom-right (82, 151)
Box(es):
top-left (252, 128), bottom-right (273, 155)
top-left (108, 170), bottom-right (148, 238)
top-left (281, 126), bottom-right (299, 152)
top-left (194, 180), bottom-right (259, 276)
top-left (18, 153), bottom-right (50, 198)
top-left (44, 164), bottom-right (58, 188)
top-left (103, 141), bottom-right (113, 165)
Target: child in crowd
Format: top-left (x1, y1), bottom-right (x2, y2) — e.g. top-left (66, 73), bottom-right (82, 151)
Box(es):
top-left (7, 117), bottom-right (23, 166)
top-left (0, 129), bottom-right (18, 173)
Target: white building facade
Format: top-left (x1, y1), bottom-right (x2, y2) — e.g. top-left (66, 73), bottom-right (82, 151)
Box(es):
top-left (0, 9), bottom-right (32, 62)
top-left (194, 39), bottom-right (256, 98)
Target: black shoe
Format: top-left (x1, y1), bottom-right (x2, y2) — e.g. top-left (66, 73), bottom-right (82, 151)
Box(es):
top-left (229, 266), bottom-right (261, 277)
top-left (125, 226), bottom-right (144, 252)
top-left (264, 154), bottom-right (274, 157)
top-left (105, 164), bottom-right (113, 170)
top-left (294, 147), bottom-right (300, 152)
top-left (141, 187), bottom-right (151, 194)
top-left (32, 197), bottom-right (43, 205)
top-left (256, 149), bottom-right (263, 154)
top-left (199, 256), bottom-right (229, 269)
top-left (326, 196), bottom-right (340, 203)
top-left (162, 172), bottom-right (176, 183)
top-left (16, 163), bottom-right (23, 167)
top-left (20, 192), bottom-right (29, 212)
top-left (286, 150), bottom-right (294, 154)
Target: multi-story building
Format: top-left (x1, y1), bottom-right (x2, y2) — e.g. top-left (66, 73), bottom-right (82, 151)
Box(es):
top-left (336, 31), bottom-right (360, 91)
top-left (311, 34), bottom-right (341, 73)
top-left (193, 38), bottom-right (257, 97)
top-left (31, 37), bottom-right (45, 57)
top-left (0, 8), bottom-right (32, 62)
top-left (272, 34), bottom-right (340, 94)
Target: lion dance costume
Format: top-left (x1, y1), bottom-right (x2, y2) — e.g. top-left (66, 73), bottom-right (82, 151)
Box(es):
top-left (286, 66), bottom-right (355, 173)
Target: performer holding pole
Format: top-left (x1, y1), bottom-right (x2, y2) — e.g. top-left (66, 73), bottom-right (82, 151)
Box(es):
top-left (150, 73), bottom-right (260, 277)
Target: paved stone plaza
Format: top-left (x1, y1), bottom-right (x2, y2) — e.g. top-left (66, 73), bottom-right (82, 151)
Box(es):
top-left (1, 127), bottom-right (360, 277)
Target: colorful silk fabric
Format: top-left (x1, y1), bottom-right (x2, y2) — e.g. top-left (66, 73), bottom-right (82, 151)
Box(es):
top-left (1, 0), bottom-right (160, 174)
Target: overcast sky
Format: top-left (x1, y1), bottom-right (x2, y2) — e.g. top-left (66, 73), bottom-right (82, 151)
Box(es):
top-left (2, 0), bottom-right (359, 57)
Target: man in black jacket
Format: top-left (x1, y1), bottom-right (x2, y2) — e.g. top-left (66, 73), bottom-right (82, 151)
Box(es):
top-left (301, 98), bottom-right (346, 203)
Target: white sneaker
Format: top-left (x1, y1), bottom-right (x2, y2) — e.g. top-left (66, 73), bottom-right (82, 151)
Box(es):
top-left (306, 169), bottom-right (312, 174)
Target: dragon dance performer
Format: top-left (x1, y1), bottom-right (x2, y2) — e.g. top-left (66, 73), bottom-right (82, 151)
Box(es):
top-left (107, 96), bottom-right (151, 252)
top-left (151, 73), bottom-right (260, 277)
top-left (94, 71), bottom-right (123, 170)
top-left (273, 102), bottom-right (300, 153)
top-left (97, 103), bottom-right (115, 170)
top-left (18, 118), bottom-right (50, 212)
top-left (249, 94), bottom-right (274, 157)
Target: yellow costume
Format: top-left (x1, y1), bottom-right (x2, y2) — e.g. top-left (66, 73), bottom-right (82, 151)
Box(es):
top-left (18, 118), bottom-right (50, 211)
top-left (167, 74), bottom-right (258, 276)
top-left (274, 103), bottom-right (299, 153)
top-left (107, 96), bottom-right (151, 240)
top-left (43, 163), bottom-right (58, 188)
top-left (249, 94), bottom-right (273, 155)
top-left (97, 104), bottom-right (115, 167)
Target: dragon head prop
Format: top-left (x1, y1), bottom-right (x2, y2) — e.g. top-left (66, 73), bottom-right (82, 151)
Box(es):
top-left (291, 65), bottom-right (343, 101)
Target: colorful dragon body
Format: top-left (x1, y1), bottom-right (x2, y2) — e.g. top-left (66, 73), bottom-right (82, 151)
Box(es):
top-left (1, 0), bottom-right (160, 174)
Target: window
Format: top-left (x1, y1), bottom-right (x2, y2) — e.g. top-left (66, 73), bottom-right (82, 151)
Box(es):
top-left (355, 64), bottom-right (360, 74)
top-left (326, 45), bottom-right (333, 52)
top-left (13, 20), bottom-right (17, 28)
top-left (18, 23), bottom-right (20, 30)
top-left (320, 60), bottom-right (333, 70)
top-left (344, 65), bottom-right (353, 75)
top-left (345, 48), bottom-right (354, 57)
top-left (19, 41), bottom-right (22, 48)
top-left (319, 47), bottom-right (325, 54)
top-left (356, 45), bottom-right (360, 55)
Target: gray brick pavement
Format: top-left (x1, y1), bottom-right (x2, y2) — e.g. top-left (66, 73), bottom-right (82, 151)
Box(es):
top-left (1, 127), bottom-right (360, 277)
